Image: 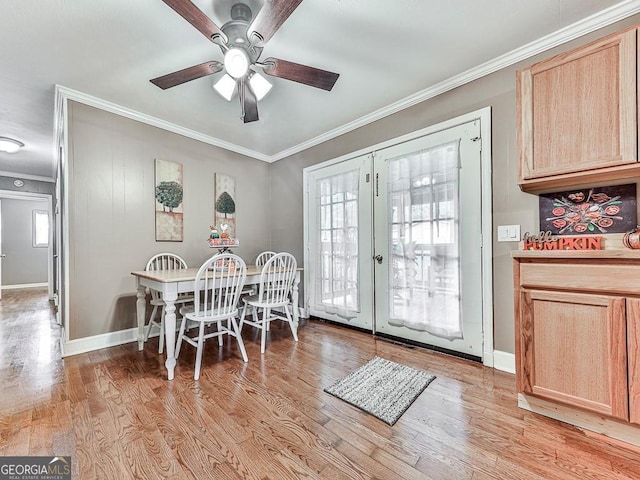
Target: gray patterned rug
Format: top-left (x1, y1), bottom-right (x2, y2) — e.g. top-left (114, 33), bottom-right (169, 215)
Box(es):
top-left (324, 356), bottom-right (436, 425)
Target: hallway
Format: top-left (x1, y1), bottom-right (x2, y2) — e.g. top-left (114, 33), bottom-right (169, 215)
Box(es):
top-left (0, 288), bottom-right (61, 416)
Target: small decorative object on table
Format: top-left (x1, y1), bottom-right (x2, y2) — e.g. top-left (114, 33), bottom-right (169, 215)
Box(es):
top-left (207, 225), bottom-right (239, 253)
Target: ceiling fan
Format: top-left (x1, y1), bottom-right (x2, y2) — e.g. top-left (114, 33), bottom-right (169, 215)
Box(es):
top-left (151, 0), bottom-right (340, 123)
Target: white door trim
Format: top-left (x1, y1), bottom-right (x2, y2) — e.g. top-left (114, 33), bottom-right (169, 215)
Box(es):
top-left (0, 190), bottom-right (54, 301)
top-left (304, 107), bottom-right (494, 366)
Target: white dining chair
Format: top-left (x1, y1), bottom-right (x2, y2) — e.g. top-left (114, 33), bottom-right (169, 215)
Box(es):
top-left (239, 252), bottom-right (298, 354)
top-left (176, 253), bottom-right (248, 380)
top-left (143, 253), bottom-right (193, 354)
top-left (255, 250), bottom-right (277, 266)
top-left (240, 250), bottom-right (277, 297)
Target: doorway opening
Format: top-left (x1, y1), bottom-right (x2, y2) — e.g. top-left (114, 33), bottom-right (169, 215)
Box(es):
top-left (0, 190), bottom-right (54, 302)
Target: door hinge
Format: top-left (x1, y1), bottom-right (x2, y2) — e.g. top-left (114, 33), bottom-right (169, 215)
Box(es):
top-left (366, 173), bottom-right (370, 183)
top-left (375, 173), bottom-right (379, 197)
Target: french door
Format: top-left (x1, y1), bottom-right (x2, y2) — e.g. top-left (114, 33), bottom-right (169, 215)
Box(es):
top-left (306, 155), bottom-right (374, 330)
top-left (373, 121), bottom-right (483, 357)
top-left (305, 118), bottom-right (485, 359)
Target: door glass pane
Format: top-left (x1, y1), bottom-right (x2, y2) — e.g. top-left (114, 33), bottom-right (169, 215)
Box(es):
top-left (386, 141), bottom-right (462, 339)
top-left (313, 169), bottom-right (360, 317)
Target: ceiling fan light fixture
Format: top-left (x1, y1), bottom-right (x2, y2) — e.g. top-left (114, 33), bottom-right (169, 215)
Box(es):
top-left (213, 74), bottom-right (237, 101)
top-left (0, 137), bottom-right (24, 154)
top-left (224, 48), bottom-right (250, 79)
top-left (249, 72), bottom-right (272, 101)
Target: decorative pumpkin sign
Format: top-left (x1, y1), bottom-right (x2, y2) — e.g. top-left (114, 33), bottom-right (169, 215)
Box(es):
top-left (523, 231), bottom-right (603, 251)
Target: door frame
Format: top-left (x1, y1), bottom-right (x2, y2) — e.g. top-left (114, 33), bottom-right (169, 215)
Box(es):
top-left (0, 189), bottom-right (54, 300)
top-left (303, 107), bottom-right (494, 366)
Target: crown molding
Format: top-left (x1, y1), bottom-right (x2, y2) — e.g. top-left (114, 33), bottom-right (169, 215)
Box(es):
top-left (54, 86), bottom-right (271, 162)
top-left (269, 0), bottom-right (640, 161)
top-left (55, 1), bottom-right (640, 164)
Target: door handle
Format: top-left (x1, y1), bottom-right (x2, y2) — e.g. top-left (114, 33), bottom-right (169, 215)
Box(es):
top-left (373, 254), bottom-right (383, 264)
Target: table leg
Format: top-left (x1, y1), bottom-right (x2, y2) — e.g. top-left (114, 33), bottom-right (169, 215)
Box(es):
top-left (136, 280), bottom-right (146, 351)
top-left (163, 289), bottom-right (178, 380)
top-left (292, 273), bottom-right (300, 331)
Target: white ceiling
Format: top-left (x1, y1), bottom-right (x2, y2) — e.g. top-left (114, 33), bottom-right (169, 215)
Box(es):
top-left (0, 0), bottom-right (636, 179)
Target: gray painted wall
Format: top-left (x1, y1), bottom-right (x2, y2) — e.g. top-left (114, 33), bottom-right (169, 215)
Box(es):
top-left (67, 102), bottom-right (272, 340)
top-left (270, 15), bottom-right (640, 355)
top-left (1, 198), bottom-right (48, 285)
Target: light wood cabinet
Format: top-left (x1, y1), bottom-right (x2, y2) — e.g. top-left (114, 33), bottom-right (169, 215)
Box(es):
top-left (517, 27), bottom-right (640, 193)
top-left (629, 298), bottom-right (640, 425)
top-left (513, 251), bottom-right (640, 445)
top-left (519, 289), bottom-right (628, 420)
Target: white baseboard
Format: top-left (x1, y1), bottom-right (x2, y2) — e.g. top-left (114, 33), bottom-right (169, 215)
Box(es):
top-left (61, 323), bottom-right (179, 357)
top-left (62, 327), bottom-right (138, 357)
top-left (2, 282), bottom-right (48, 290)
top-left (493, 350), bottom-right (516, 374)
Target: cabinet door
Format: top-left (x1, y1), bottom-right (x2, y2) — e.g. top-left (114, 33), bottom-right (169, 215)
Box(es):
top-left (518, 29), bottom-right (637, 181)
top-left (629, 298), bottom-right (640, 425)
top-left (519, 290), bottom-right (628, 420)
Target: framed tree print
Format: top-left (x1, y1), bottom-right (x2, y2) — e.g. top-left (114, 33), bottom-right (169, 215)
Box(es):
top-left (214, 173), bottom-right (236, 238)
top-left (155, 159), bottom-right (184, 241)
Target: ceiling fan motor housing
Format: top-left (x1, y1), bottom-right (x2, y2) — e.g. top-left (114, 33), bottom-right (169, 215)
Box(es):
top-left (221, 3), bottom-right (262, 62)
top-left (230, 3), bottom-right (252, 22)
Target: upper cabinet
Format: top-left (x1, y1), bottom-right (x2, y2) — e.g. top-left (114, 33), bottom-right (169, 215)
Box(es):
top-left (517, 28), bottom-right (640, 193)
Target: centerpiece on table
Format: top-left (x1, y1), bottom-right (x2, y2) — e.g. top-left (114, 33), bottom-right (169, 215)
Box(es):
top-left (207, 223), bottom-right (239, 251)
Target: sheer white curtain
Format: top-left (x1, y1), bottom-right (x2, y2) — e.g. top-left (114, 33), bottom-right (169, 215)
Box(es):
top-left (386, 140), bottom-right (462, 339)
top-left (311, 170), bottom-right (360, 318)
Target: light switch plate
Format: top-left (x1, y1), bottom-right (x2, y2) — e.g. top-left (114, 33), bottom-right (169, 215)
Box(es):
top-left (498, 225), bottom-right (521, 242)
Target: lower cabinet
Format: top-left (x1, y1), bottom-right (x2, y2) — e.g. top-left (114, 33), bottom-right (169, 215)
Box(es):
top-left (513, 252), bottom-right (640, 444)
top-left (519, 289), bottom-right (628, 420)
top-left (628, 298), bottom-right (640, 425)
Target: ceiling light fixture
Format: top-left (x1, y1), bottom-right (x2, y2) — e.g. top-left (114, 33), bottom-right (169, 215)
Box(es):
top-left (213, 74), bottom-right (237, 101)
top-left (249, 72), bottom-right (272, 101)
top-left (224, 48), bottom-right (249, 79)
top-left (0, 137), bottom-right (24, 154)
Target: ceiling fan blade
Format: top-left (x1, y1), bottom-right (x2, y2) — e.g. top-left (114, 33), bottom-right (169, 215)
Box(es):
top-left (161, 0), bottom-right (228, 44)
top-left (240, 79), bottom-right (259, 123)
top-left (150, 61), bottom-right (223, 89)
top-left (261, 57), bottom-right (339, 91)
top-left (247, 0), bottom-right (303, 45)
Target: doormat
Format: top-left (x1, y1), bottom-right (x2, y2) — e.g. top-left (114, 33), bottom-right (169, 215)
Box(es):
top-left (324, 356), bottom-right (436, 425)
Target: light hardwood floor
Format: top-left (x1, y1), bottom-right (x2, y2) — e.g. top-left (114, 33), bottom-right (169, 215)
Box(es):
top-left (1, 288), bottom-right (639, 479)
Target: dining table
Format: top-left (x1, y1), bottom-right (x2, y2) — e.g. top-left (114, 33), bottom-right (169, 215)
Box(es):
top-left (131, 264), bottom-right (301, 380)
